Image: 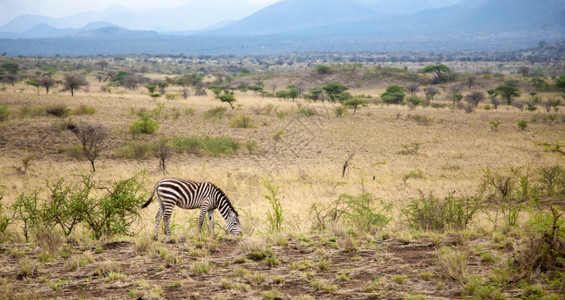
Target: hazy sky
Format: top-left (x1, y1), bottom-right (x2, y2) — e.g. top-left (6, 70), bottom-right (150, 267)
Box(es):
top-left (0, 0), bottom-right (279, 25)
top-left (0, 0), bottom-right (462, 27)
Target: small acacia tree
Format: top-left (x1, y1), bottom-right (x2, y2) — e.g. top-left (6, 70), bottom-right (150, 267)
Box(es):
top-left (425, 86), bottom-right (440, 101)
top-left (465, 91), bottom-right (485, 108)
top-left (26, 78), bottom-right (40, 95)
top-left (405, 83), bottom-right (420, 97)
top-left (323, 82), bottom-right (348, 102)
top-left (68, 122), bottom-right (108, 172)
top-left (216, 90), bottom-right (236, 110)
top-left (343, 98), bottom-right (369, 115)
top-left (61, 73), bottom-right (89, 96)
top-left (381, 85), bottom-right (405, 104)
top-left (495, 85), bottom-right (520, 105)
top-left (39, 76), bottom-right (55, 94)
top-left (421, 64), bottom-right (451, 83)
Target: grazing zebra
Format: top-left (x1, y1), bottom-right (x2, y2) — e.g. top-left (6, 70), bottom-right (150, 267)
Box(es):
top-left (141, 178), bottom-right (240, 239)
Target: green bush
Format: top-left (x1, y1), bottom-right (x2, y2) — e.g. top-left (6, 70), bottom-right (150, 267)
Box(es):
top-left (80, 173), bottom-right (146, 239)
top-left (72, 105), bottom-right (96, 115)
top-left (12, 173), bottom-right (146, 240)
top-left (264, 181), bottom-right (284, 232)
top-left (201, 136), bottom-right (240, 157)
top-left (165, 93), bottom-right (178, 100)
top-left (514, 207), bottom-right (565, 281)
top-left (0, 186), bottom-right (13, 237)
top-left (381, 85), bottom-right (406, 104)
top-left (12, 191), bottom-right (42, 242)
top-left (171, 136), bottom-right (240, 157)
top-left (537, 165), bottom-right (565, 198)
top-left (115, 142), bottom-right (154, 160)
top-left (229, 114), bottom-right (256, 128)
top-left (203, 107), bottom-right (226, 121)
top-left (129, 117), bottom-right (159, 134)
top-left (46, 105), bottom-right (70, 118)
top-left (402, 190), bottom-right (483, 232)
top-left (517, 120), bottom-right (528, 131)
top-left (482, 168), bottom-right (525, 228)
top-left (171, 136), bottom-right (202, 154)
top-left (310, 193), bottom-right (391, 234)
top-left (334, 107), bottom-right (346, 117)
top-left (0, 105), bottom-right (10, 122)
top-left (297, 108), bottom-right (315, 116)
top-left (406, 97), bottom-right (423, 107)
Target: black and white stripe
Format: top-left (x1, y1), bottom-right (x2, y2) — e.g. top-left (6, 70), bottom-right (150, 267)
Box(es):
top-left (141, 178), bottom-right (240, 238)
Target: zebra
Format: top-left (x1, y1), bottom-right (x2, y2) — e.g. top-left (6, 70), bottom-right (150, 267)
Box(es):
top-left (141, 178), bottom-right (241, 239)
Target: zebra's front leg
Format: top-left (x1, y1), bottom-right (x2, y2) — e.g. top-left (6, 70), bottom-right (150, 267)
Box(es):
top-left (208, 210), bottom-right (215, 238)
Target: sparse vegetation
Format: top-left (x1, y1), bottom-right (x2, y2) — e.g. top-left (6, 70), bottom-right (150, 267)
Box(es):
top-left (0, 53), bottom-right (564, 299)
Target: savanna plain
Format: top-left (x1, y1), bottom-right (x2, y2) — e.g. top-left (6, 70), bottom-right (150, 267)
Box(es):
top-left (0, 55), bottom-right (564, 299)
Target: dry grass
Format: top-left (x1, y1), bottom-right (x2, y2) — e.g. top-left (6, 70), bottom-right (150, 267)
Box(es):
top-left (0, 75), bottom-right (563, 237)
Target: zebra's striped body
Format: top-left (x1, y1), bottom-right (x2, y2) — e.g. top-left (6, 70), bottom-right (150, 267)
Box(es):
top-left (141, 178), bottom-right (240, 238)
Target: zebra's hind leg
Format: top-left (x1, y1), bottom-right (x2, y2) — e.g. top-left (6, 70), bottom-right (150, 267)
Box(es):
top-left (162, 206), bottom-right (174, 237)
top-left (154, 205), bottom-right (164, 240)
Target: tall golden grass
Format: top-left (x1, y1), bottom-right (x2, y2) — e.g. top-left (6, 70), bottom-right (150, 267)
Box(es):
top-left (1, 76), bottom-right (563, 234)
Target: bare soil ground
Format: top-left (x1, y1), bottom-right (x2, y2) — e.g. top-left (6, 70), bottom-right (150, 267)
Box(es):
top-left (0, 234), bottom-right (517, 299)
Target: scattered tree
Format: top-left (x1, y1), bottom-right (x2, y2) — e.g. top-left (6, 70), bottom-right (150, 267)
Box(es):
top-left (26, 78), bottom-right (40, 95)
top-left (61, 73), bottom-right (89, 97)
top-left (287, 84), bottom-right (301, 101)
top-left (95, 60), bottom-right (109, 71)
top-left (425, 86), bottom-right (440, 100)
top-left (464, 91), bottom-right (485, 108)
top-left (530, 77), bottom-right (547, 91)
top-left (322, 82), bottom-right (348, 102)
top-left (316, 65), bottom-right (331, 74)
top-left (216, 90), bottom-right (236, 110)
top-left (1, 73), bottom-right (18, 86)
top-left (68, 122), bottom-right (108, 172)
top-left (155, 139), bottom-right (172, 174)
top-left (495, 85), bottom-right (520, 105)
top-left (517, 66), bottom-right (530, 77)
top-left (343, 98), bottom-right (369, 115)
top-left (449, 83), bottom-right (465, 107)
top-left (466, 75), bottom-right (477, 91)
top-left (542, 99), bottom-right (561, 112)
top-left (1, 62), bottom-right (19, 74)
top-left (381, 85), bottom-right (405, 104)
top-left (555, 75), bottom-right (565, 94)
top-left (275, 90), bottom-right (290, 100)
top-left (405, 83), bottom-right (420, 97)
top-left (491, 98), bottom-right (502, 110)
top-left (39, 76), bottom-right (55, 94)
top-left (420, 64), bottom-right (451, 83)
top-left (308, 87), bottom-right (324, 102)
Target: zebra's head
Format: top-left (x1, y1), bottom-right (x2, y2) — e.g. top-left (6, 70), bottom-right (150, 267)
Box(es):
top-left (226, 210), bottom-right (241, 235)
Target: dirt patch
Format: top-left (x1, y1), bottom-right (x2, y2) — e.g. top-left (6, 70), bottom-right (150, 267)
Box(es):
top-left (0, 236), bottom-right (479, 299)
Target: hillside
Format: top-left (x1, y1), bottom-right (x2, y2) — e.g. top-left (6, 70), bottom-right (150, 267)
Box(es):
top-left (0, 0), bottom-right (564, 55)
top-left (213, 0), bottom-right (565, 36)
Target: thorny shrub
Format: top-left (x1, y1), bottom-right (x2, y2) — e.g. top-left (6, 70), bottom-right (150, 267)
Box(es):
top-left (514, 206), bottom-right (565, 280)
top-left (310, 193), bottom-right (391, 234)
top-left (11, 173), bottom-right (146, 241)
top-left (402, 190), bottom-right (483, 232)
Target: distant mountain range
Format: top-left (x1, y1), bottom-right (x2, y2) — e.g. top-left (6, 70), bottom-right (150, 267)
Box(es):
top-left (0, 0), bottom-right (564, 56)
top-left (210, 0), bottom-right (565, 36)
top-left (0, 0), bottom-right (266, 34)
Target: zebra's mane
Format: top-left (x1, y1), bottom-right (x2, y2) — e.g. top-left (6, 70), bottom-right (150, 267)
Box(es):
top-left (209, 182), bottom-right (238, 217)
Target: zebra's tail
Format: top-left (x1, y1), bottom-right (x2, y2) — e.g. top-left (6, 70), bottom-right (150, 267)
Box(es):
top-left (141, 183), bottom-right (158, 209)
